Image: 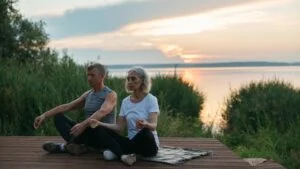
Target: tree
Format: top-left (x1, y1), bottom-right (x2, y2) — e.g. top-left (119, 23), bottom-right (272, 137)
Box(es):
top-left (0, 0), bottom-right (49, 62)
top-left (0, 0), bottom-right (15, 59)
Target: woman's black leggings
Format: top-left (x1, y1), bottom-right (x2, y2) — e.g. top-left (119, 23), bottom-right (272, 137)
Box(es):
top-left (91, 126), bottom-right (158, 158)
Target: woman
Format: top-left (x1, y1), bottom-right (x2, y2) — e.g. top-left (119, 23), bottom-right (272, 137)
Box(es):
top-left (89, 66), bottom-right (160, 165)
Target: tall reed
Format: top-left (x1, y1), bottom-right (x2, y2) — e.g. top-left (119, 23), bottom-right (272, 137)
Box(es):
top-left (0, 58), bottom-right (205, 137)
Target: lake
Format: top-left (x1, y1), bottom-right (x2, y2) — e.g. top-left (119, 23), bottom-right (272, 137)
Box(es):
top-left (108, 66), bottom-right (300, 131)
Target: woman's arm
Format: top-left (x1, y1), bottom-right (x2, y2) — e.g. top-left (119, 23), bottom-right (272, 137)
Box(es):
top-left (89, 116), bottom-right (127, 133)
top-left (136, 112), bottom-right (158, 131)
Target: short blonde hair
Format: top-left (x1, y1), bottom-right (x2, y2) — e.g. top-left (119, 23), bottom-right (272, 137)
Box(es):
top-left (125, 66), bottom-right (151, 93)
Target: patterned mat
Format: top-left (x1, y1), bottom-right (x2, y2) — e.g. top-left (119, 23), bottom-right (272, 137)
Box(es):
top-left (140, 145), bottom-right (211, 165)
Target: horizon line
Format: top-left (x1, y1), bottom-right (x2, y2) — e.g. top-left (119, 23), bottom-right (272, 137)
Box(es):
top-left (104, 61), bottom-right (300, 69)
top-left (106, 61), bottom-right (300, 66)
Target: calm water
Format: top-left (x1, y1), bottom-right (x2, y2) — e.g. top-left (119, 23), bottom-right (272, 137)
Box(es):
top-left (109, 66), bottom-right (300, 130)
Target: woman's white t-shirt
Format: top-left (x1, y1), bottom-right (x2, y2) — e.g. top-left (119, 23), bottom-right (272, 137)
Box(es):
top-left (119, 93), bottom-right (160, 146)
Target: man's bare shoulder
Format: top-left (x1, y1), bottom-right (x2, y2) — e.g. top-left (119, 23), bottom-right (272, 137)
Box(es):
top-left (80, 90), bottom-right (92, 98)
top-left (107, 90), bottom-right (117, 100)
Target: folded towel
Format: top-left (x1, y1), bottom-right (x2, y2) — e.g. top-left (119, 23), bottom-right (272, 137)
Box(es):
top-left (140, 145), bottom-right (211, 165)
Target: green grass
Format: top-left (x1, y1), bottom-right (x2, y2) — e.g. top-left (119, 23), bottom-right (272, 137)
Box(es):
top-left (0, 58), bottom-right (205, 137)
top-left (152, 75), bottom-right (204, 118)
top-left (220, 79), bottom-right (300, 169)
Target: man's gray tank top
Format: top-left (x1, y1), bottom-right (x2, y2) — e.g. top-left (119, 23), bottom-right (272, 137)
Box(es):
top-left (84, 86), bottom-right (116, 123)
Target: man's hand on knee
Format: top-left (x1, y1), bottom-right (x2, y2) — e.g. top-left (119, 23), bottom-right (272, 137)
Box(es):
top-left (70, 122), bottom-right (87, 136)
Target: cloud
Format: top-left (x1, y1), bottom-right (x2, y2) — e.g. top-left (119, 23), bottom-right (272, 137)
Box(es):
top-left (33, 0), bottom-right (299, 64)
top-left (49, 0), bottom-right (300, 63)
top-left (36, 0), bottom-right (270, 39)
top-left (49, 31), bottom-right (156, 51)
top-left (17, 0), bottom-right (147, 17)
top-left (65, 48), bottom-right (183, 64)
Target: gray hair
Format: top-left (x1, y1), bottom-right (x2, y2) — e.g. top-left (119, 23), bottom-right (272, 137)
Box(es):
top-left (87, 63), bottom-right (107, 77)
top-left (125, 66), bottom-right (152, 93)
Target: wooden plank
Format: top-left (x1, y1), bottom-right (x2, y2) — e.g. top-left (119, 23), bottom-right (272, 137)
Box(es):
top-left (0, 136), bottom-right (254, 169)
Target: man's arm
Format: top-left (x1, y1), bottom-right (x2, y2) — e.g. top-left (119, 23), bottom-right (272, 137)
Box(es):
top-left (33, 90), bottom-right (90, 129)
top-left (85, 91), bottom-right (117, 123)
top-left (70, 91), bottom-right (117, 136)
top-left (44, 90), bottom-right (89, 118)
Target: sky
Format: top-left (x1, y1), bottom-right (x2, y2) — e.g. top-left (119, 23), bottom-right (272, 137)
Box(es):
top-left (16, 0), bottom-right (300, 65)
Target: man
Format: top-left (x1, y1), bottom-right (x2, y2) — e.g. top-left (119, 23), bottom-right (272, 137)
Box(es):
top-left (33, 63), bottom-right (117, 156)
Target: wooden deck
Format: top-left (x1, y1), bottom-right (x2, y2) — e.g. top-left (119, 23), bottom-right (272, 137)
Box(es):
top-left (0, 136), bottom-right (282, 169)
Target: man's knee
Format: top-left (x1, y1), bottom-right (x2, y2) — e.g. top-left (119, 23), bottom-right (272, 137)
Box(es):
top-left (53, 114), bottom-right (70, 127)
top-left (91, 125), bottom-right (107, 134)
top-left (53, 114), bottom-right (66, 126)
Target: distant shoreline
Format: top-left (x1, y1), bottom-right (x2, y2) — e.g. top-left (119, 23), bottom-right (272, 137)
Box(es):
top-left (107, 61), bottom-right (300, 69)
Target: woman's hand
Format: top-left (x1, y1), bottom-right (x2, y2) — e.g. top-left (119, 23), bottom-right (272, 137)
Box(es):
top-left (89, 119), bottom-right (101, 128)
top-left (136, 119), bottom-right (148, 129)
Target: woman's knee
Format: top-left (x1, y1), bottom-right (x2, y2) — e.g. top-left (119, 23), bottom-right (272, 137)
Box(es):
top-left (141, 128), bottom-right (151, 133)
top-left (140, 128), bottom-right (155, 139)
top-left (141, 146), bottom-right (158, 157)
